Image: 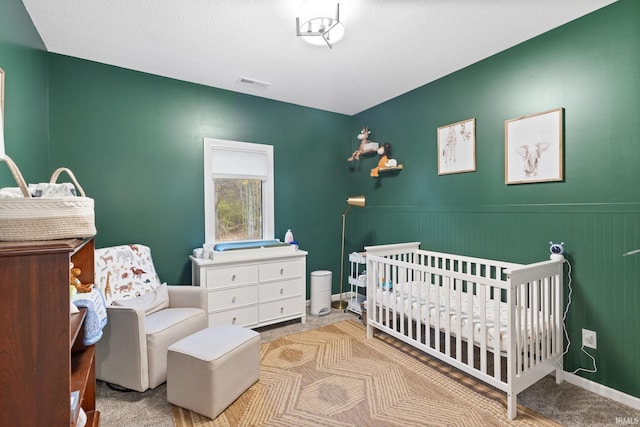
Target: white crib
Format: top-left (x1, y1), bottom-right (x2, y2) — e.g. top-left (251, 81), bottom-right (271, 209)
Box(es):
top-left (365, 242), bottom-right (564, 420)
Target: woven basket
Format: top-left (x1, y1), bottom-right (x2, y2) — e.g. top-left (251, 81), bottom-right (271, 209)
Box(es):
top-left (0, 156), bottom-right (96, 241)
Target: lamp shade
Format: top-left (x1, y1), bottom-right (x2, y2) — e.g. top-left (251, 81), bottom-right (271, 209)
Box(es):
top-left (347, 195), bottom-right (365, 208)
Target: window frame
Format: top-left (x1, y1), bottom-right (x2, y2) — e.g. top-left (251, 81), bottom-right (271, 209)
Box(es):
top-left (203, 138), bottom-right (274, 245)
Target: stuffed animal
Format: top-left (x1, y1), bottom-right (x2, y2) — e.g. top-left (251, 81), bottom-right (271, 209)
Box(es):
top-left (70, 262), bottom-right (94, 293)
top-left (371, 143), bottom-right (394, 177)
top-left (348, 127), bottom-right (371, 161)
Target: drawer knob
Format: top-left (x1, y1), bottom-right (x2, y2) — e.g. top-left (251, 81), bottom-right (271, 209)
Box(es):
top-left (231, 274), bottom-right (236, 281)
top-left (280, 268), bottom-right (284, 275)
top-left (280, 307), bottom-right (284, 314)
top-left (232, 296), bottom-right (236, 303)
top-left (280, 287), bottom-right (284, 294)
top-left (232, 316), bottom-right (237, 324)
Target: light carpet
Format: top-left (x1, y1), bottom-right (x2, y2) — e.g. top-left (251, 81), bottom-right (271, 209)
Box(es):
top-left (171, 320), bottom-right (559, 426)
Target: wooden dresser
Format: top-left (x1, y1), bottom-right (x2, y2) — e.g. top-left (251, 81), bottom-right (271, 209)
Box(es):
top-left (0, 238), bottom-right (100, 426)
top-left (191, 246), bottom-right (308, 328)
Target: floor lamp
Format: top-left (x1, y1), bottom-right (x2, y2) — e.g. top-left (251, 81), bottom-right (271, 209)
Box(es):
top-left (332, 195), bottom-right (365, 310)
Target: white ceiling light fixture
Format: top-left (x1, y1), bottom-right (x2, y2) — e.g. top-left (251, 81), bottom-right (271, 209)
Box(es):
top-left (295, 1), bottom-right (344, 49)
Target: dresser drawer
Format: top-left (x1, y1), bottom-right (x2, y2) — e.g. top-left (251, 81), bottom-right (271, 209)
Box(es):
top-left (209, 305), bottom-right (258, 327)
top-left (259, 296), bottom-right (303, 322)
top-left (259, 259), bottom-right (303, 282)
top-left (208, 285), bottom-right (258, 311)
top-left (259, 278), bottom-right (302, 302)
top-left (205, 264), bottom-right (258, 288)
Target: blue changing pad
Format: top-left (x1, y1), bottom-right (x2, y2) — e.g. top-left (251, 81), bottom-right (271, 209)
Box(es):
top-left (213, 240), bottom-right (289, 251)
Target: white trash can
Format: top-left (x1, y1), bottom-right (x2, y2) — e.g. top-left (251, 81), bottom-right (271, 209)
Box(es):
top-left (310, 270), bottom-right (332, 316)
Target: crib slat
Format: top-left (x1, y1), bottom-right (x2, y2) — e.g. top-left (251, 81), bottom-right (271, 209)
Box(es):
top-left (414, 269), bottom-right (421, 344)
top-left (517, 283), bottom-right (525, 374)
top-left (536, 280), bottom-right (541, 364)
top-left (455, 277), bottom-right (462, 363)
top-left (512, 285), bottom-right (520, 377)
top-left (384, 262), bottom-right (391, 329)
top-left (479, 284), bottom-right (487, 374)
top-left (527, 281), bottom-right (533, 368)
top-left (444, 274), bottom-right (451, 357)
top-left (542, 277), bottom-right (549, 359)
top-left (435, 271), bottom-right (441, 353)
top-left (493, 291), bottom-right (501, 381)
top-left (467, 281), bottom-right (474, 368)
top-left (404, 266), bottom-right (412, 339)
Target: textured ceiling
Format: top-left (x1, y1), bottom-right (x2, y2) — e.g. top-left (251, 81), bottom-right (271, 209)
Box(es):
top-left (22, 0), bottom-right (617, 115)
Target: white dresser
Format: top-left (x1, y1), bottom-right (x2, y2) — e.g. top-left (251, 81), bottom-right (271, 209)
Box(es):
top-left (191, 245), bottom-right (308, 328)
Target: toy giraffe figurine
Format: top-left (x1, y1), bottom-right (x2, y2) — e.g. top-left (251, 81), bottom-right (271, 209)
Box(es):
top-left (347, 127), bottom-right (371, 161)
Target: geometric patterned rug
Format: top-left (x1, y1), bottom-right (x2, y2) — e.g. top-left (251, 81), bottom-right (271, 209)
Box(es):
top-left (172, 320), bottom-right (560, 426)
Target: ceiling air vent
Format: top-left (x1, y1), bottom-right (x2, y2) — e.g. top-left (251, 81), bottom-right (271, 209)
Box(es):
top-left (237, 77), bottom-right (271, 89)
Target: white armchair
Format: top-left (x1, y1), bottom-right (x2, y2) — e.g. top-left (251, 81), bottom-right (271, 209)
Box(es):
top-left (94, 244), bottom-right (207, 392)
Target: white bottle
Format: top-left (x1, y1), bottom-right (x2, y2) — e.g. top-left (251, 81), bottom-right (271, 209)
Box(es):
top-left (284, 229), bottom-right (294, 244)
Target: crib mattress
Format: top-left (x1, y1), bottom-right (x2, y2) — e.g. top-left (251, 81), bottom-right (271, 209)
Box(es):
top-left (375, 282), bottom-right (544, 352)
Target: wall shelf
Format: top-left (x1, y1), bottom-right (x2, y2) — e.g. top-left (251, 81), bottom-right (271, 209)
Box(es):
top-left (379, 164), bottom-right (403, 172)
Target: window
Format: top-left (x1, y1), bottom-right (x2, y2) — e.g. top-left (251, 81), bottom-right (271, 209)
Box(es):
top-left (204, 138), bottom-right (274, 244)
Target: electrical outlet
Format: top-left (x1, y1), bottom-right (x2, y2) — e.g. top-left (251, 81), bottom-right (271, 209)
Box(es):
top-left (582, 328), bottom-right (597, 349)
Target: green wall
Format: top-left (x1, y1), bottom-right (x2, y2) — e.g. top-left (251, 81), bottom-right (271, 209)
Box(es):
top-left (1, 0), bottom-right (638, 402)
top-left (47, 55), bottom-right (352, 286)
top-left (0, 0), bottom-right (48, 182)
top-left (349, 1), bottom-right (639, 398)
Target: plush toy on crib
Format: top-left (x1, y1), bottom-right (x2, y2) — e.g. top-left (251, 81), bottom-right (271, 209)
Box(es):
top-left (370, 143), bottom-right (397, 177)
top-left (348, 127), bottom-right (371, 162)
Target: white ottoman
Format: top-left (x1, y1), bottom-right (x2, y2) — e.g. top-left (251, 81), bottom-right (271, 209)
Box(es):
top-left (167, 325), bottom-right (260, 420)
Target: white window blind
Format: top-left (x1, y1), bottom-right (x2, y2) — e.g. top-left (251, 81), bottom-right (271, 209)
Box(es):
top-left (209, 146), bottom-right (269, 179)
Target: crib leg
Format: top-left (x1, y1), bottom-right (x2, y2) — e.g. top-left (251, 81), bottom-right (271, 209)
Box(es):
top-left (507, 392), bottom-right (517, 421)
top-left (367, 323), bottom-right (374, 339)
top-left (555, 366), bottom-right (564, 384)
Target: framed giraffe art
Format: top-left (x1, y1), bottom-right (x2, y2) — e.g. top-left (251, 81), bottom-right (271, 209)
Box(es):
top-left (437, 117), bottom-right (476, 175)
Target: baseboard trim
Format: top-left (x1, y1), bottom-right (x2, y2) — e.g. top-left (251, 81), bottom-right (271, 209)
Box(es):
top-left (562, 372), bottom-right (640, 411)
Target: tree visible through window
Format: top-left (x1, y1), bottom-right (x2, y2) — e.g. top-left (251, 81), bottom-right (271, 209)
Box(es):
top-left (214, 178), bottom-right (263, 242)
top-left (204, 138), bottom-right (274, 245)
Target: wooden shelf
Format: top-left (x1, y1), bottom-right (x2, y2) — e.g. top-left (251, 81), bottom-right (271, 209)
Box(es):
top-left (379, 164), bottom-right (403, 172)
top-left (70, 309), bottom-right (87, 350)
top-left (86, 411), bottom-right (100, 427)
top-left (71, 345), bottom-right (97, 425)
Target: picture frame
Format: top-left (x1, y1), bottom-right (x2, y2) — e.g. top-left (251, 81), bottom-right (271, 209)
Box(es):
top-left (437, 118), bottom-right (476, 175)
top-left (505, 107), bottom-right (563, 184)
